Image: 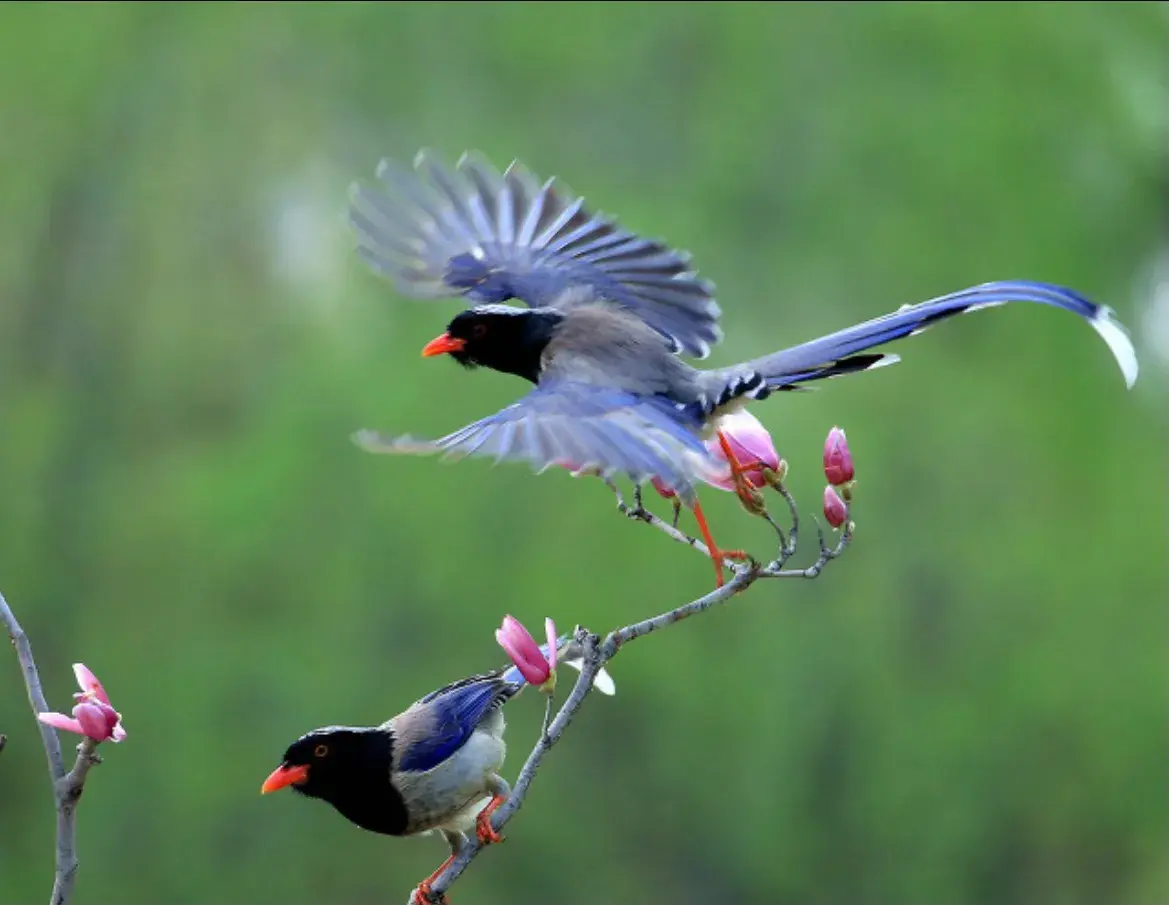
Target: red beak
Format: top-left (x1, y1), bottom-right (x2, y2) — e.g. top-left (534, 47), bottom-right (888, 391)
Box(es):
top-left (260, 763), bottom-right (309, 794)
top-left (421, 333), bottom-right (467, 358)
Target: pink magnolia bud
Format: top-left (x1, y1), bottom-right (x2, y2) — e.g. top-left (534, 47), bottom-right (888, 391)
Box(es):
top-left (823, 485), bottom-right (848, 529)
top-left (823, 426), bottom-right (854, 486)
top-left (495, 615), bottom-right (553, 686)
top-left (704, 410), bottom-right (781, 492)
top-left (37, 662), bottom-right (126, 743)
top-left (651, 477), bottom-right (677, 500)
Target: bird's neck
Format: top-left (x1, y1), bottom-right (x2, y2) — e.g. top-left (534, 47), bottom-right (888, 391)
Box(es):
top-left (328, 777), bottom-right (409, 836)
top-left (488, 308), bottom-right (565, 384)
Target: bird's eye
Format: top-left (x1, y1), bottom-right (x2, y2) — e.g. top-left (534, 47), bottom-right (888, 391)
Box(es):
top-left (473, 323), bottom-right (489, 339)
top-left (314, 744), bottom-right (329, 758)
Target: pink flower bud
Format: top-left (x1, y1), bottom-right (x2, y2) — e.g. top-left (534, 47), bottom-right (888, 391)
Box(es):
top-left (495, 615), bottom-right (552, 686)
top-left (823, 485), bottom-right (848, 529)
top-left (823, 426), bottom-right (854, 486)
top-left (703, 410), bottom-right (781, 492)
top-left (651, 477), bottom-right (677, 500)
top-left (37, 662), bottom-right (126, 743)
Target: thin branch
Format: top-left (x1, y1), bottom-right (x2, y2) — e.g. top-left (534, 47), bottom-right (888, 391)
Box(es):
top-left (1, 589), bottom-right (102, 905)
top-left (50, 739), bottom-right (101, 905)
top-left (1, 590), bottom-right (65, 782)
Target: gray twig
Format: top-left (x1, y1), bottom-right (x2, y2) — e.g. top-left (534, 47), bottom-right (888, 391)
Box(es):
top-left (1, 589), bottom-right (102, 905)
top-left (415, 476), bottom-right (854, 903)
top-left (607, 473), bottom-right (853, 579)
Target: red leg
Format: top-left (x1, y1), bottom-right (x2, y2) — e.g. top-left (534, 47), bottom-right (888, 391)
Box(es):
top-left (694, 501), bottom-right (752, 587)
top-left (475, 794), bottom-right (507, 845)
top-left (413, 852), bottom-right (458, 905)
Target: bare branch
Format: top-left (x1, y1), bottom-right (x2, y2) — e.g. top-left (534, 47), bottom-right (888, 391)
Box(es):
top-left (50, 738), bottom-right (101, 905)
top-left (2, 590), bottom-right (65, 782)
top-left (1, 589), bottom-right (103, 905)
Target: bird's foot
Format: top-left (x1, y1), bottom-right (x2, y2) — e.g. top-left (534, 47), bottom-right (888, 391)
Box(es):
top-left (475, 794), bottom-right (506, 845)
top-left (716, 431), bottom-right (769, 516)
top-left (412, 853), bottom-right (457, 905)
top-left (411, 882), bottom-right (445, 905)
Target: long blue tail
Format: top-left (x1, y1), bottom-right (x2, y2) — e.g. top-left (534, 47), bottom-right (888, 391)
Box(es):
top-left (735, 280), bottom-right (1138, 393)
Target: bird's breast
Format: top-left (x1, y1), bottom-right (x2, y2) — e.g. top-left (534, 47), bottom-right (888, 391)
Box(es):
top-left (397, 728), bottom-right (507, 835)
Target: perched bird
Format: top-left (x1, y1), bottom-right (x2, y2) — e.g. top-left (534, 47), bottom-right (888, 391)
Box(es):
top-left (349, 151), bottom-right (1139, 585)
top-left (261, 644), bottom-right (613, 903)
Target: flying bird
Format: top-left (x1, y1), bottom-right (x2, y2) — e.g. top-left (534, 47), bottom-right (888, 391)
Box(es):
top-left (349, 151), bottom-right (1139, 585)
top-left (261, 644), bottom-right (614, 903)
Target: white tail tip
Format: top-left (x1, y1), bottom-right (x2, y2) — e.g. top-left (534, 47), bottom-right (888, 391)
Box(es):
top-left (1091, 307), bottom-right (1140, 389)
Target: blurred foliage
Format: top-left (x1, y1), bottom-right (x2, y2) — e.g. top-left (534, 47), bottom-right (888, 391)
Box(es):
top-left (1, 3), bottom-right (1166, 904)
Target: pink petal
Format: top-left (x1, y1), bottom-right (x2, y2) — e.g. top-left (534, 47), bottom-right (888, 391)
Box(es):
top-left (37, 712), bottom-right (87, 736)
top-left (706, 411), bottom-right (780, 490)
top-left (110, 722), bottom-right (127, 743)
top-left (698, 470), bottom-right (737, 493)
top-left (94, 700), bottom-right (122, 736)
top-left (495, 616), bottom-right (549, 685)
top-left (74, 702), bottom-right (114, 741)
top-left (650, 477), bottom-right (677, 499)
top-left (723, 412), bottom-right (779, 469)
top-left (544, 618), bottom-right (558, 673)
top-left (72, 663), bottom-right (111, 706)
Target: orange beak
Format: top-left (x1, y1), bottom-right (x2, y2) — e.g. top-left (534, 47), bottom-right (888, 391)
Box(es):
top-left (421, 333), bottom-right (467, 358)
top-left (260, 763), bottom-right (309, 794)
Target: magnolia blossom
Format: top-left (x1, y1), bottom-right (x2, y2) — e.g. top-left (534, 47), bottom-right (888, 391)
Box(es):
top-left (496, 615), bottom-right (557, 689)
top-left (823, 485), bottom-right (848, 529)
top-left (823, 426), bottom-right (855, 486)
top-left (653, 410), bottom-right (782, 499)
top-left (38, 663), bottom-right (127, 743)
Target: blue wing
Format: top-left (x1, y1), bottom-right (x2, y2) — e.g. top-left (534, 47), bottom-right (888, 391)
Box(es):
top-left (353, 380), bottom-right (717, 506)
top-left (396, 673), bottom-right (517, 774)
top-left (348, 150), bottom-right (722, 359)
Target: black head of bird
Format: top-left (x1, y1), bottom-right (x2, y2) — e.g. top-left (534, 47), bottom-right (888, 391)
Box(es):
top-left (350, 150), bottom-right (1140, 586)
top-left (423, 304), bottom-right (565, 383)
top-left (263, 726), bottom-right (406, 835)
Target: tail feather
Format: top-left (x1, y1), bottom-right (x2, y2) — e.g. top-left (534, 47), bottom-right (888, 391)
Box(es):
top-left (742, 280), bottom-right (1139, 391)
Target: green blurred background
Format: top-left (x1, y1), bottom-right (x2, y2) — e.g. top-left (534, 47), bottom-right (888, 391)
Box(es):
top-left (1, 3), bottom-right (1166, 904)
